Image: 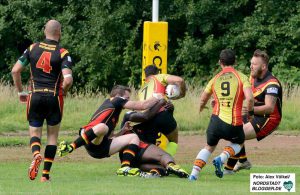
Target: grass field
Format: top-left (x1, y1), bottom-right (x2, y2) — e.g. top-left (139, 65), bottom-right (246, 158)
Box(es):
top-left (0, 161), bottom-right (299, 194)
top-left (0, 134), bottom-right (299, 194)
top-left (0, 83), bottom-right (299, 194)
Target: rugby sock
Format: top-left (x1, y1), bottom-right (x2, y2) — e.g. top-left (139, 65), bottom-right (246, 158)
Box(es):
top-left (121, 144), bottom-right (138, 167)
top-left (71, 129), bottom-right (97, 149)
top-left (190, 148), bottom-right (211, 179)
top-left (30, 136), bottom-right (41, 157)
top-left (238, 145), bottom-right (248, 163)
top-left (225, 156), bottom-right (239, 171)
top-left (219, 144), bottom-right (242, 163)
top-left (150, 168), bottom-right (167, 176)
top-left (42, 145), bottom-right (57, 179)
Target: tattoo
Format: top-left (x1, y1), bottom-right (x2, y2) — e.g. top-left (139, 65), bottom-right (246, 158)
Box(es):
top-left (269, 96), bottom-right (277, 105)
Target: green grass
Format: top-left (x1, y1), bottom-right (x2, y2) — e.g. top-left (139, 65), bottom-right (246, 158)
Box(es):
top-left (1, 83), bottom-right (300, 132)
top-left (0, 161), bottom-right (299, 194)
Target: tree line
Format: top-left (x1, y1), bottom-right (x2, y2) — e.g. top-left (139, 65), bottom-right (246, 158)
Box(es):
top-left (1, 0), bottom-right (299, 92)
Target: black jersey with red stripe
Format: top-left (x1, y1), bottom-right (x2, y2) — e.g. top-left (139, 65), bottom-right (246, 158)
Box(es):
top-left (18, 39), bottom-right (73, 96)
top-left (251, 71), bottom-right (282, 119)
top-left (82, 97), bottom-right (128, 136)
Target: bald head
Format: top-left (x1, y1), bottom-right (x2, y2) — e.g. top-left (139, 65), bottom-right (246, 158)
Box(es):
top-left (44, 20), bottom-right (61, 41)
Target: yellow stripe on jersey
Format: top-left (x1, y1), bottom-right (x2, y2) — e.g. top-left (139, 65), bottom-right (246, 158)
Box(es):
top-left (61, 50), bottom-right (69, 58)
top-left (39, 42), bottom-right (57, 50)
top-left (253, 82), bottom-right (280, 97)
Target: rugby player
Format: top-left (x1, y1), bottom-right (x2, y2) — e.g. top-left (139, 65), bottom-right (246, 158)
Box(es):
top-left (57, 85), bottom-right (161, 177)
top-left (188, 49), bottom-right (254, 180)
top-left (224, 49), bottom-right (282, 173)
top-left (11, 20), bottom-right (73, 182)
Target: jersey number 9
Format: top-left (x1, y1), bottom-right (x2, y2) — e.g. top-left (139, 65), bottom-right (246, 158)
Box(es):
top-left (221, 81), bottom-right (230, 96)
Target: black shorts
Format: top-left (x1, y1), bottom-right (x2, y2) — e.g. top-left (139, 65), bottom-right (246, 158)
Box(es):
top-left (133, 110), bottom-right (177, 144)
top-left (206, 115), bottom-right (245, 146)
top-left (27, 93), bottom-right (64, 127)
top-left (250, 116), bottom-right (281, 141)
top-left (84, 136), bottom-right (112, 159)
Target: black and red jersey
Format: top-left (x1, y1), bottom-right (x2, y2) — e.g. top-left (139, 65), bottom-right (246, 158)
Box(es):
top-left (82, 97), bottom-right (128, 136)
top-left (251, 71), bottom-right (282, 119)
top-left (18, 39), bottom-right (73, 96)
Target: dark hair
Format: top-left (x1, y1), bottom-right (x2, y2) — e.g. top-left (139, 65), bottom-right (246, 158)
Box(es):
top-left (110, 85), bottom-right (131, 97)
top-left (253, 49), bottom-right (269, 65)
top-left (219, 49), bottom-right (236, 65)
top-left (144, 64), bottom-right (159, 77)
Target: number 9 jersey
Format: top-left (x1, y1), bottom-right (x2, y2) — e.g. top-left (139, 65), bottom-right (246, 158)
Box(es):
top-left (205, 67), bottom-right (250, 126)
top-left (18, 39), bottom-right (73, 96)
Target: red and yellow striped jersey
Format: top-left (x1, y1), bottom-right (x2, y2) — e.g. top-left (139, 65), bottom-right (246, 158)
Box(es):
top-left (205, 67), bottom-right (250, 126)
top-left (138, 74), bottom-right (170, 100)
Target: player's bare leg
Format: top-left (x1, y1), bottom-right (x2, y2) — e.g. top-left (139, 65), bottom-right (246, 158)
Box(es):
top-left (141, 144), bottom-right (189, 178)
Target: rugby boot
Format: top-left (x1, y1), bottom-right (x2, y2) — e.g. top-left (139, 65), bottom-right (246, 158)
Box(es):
top-left (212, 156), bottom-right (224, 178)
top-left (223, 169), bottom-right (235, 175)
top-left (167, 164), bottom-right (189, 178)
top-left (188, 175), bottom-right (197, 181)
top-left (139, 171), bottom-right (161, 178)
top-left (57, 141), bottom-right (73, 157)
top-left (233, 160), bottom-right (252, 172)
top-left (116, 167), bottom-right (141, 176)
top-left (28, 154), bottom-right (42, 180)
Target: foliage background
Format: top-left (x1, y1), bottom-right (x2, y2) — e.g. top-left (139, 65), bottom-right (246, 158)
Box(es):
top-left (1, 0), bottom-right (300, 91)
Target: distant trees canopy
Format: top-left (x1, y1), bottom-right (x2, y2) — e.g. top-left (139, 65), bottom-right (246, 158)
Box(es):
top-left (1, 0), bottom-right (299, 91)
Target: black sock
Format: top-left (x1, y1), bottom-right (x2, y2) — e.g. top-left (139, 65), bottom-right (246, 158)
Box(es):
top-left (30, 136), bottom-right (41, 157)
top-left (72, 129), bottom-right (97, 149)
top-left (42, 145), bottom-right (57, 179)
top-left (225, 156), bottom-right (239, 170)
top-left (150, 168), bottom-right (167, 176)
top-left (121, 144), bottom-right (139, 167)
top-left (238, 145), bottom-right (248, 163)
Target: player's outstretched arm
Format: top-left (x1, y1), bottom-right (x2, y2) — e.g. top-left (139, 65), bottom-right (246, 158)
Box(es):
top-left (128, 99), bottom-right (167, 122)
top-left (123, 96), bottom-right (160, 111)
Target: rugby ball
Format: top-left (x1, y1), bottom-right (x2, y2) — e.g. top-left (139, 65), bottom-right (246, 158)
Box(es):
top-left (165, 84), bottom-right (180, 99)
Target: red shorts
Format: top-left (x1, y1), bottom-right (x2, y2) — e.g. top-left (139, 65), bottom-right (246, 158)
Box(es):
top-left (250, 116), bottom-right (281, 141)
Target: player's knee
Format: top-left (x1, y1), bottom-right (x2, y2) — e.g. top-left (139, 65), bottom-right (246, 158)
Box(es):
top-left (128, 133), bottom-right (139, 144)
top-left (92, 123), bottom-right (109, 136)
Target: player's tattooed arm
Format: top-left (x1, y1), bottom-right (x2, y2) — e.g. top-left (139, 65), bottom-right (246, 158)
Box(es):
top-left (254, 95), bottom-right (277, 116)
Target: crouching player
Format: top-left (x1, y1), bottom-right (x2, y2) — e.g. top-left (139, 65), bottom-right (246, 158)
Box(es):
top-left (224, 49), bottom-right (282, 173)
top-left (58, 85), bottom-right (161, 176)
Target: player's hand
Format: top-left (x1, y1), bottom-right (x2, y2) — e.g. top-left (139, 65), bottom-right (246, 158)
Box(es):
top-left (18, 91), bottom-right (29, 103)
top-left (120, 121), bottom-right (132, 134)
